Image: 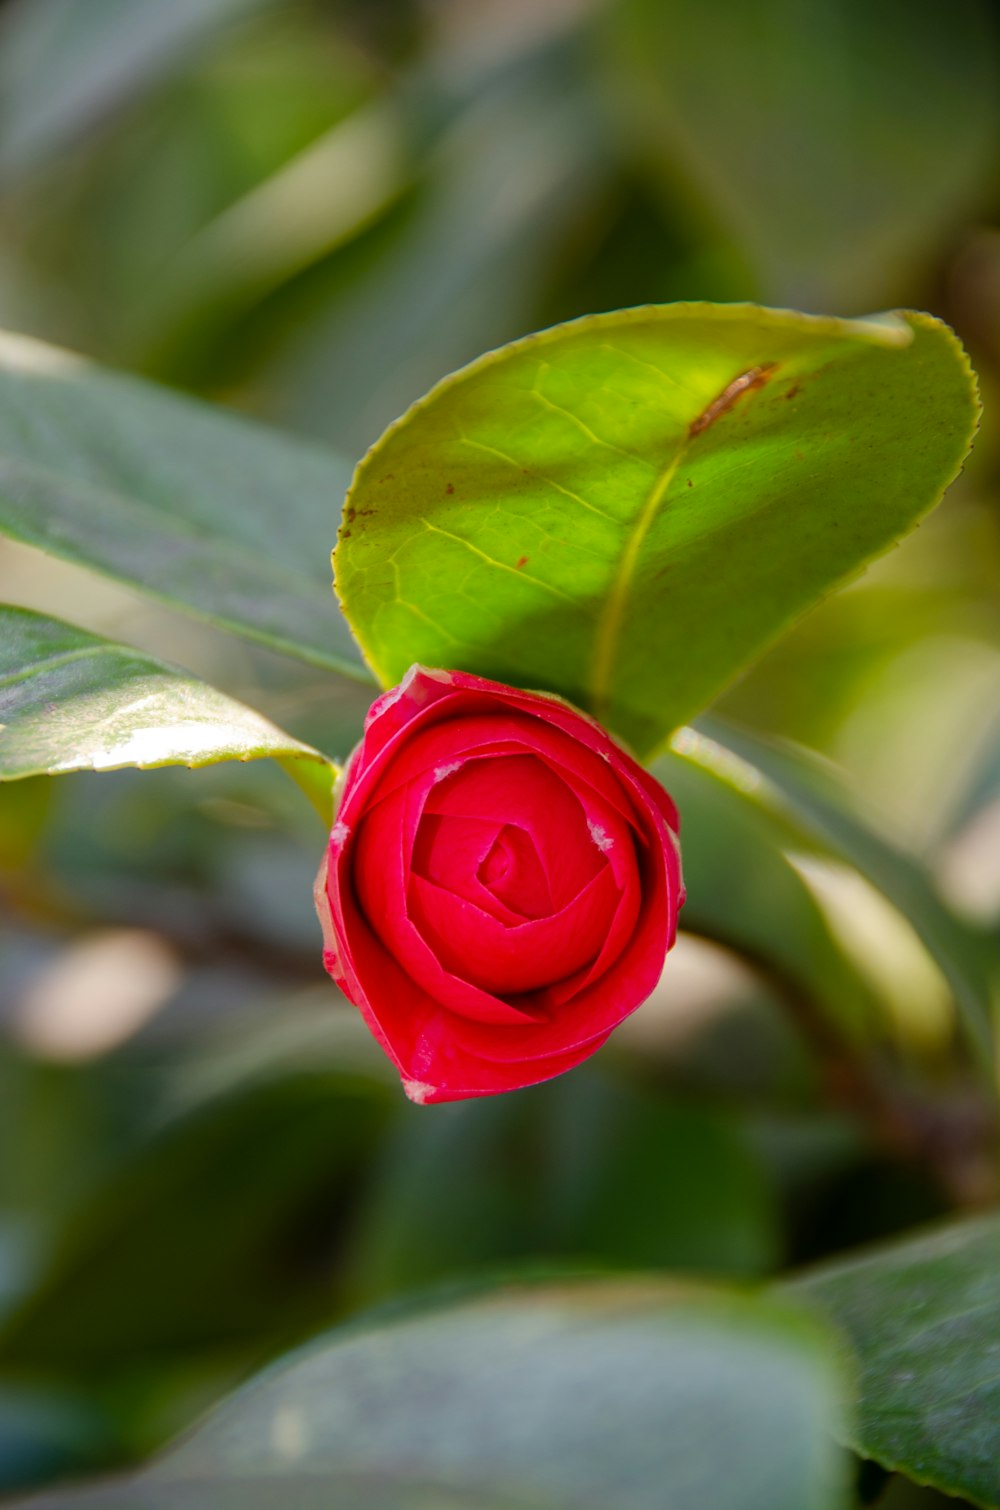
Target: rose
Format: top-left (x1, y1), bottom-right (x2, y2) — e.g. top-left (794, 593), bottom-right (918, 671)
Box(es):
top-left (314, 666), bottom-right (684, 1103)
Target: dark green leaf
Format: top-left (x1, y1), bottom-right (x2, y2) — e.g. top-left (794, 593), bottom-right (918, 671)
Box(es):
top-left (346, 1072), bottom-right (778, 1309)
top-left (0, 1071), bottom-right (390, 1368)
top-left (788, 1213), bottom-right (1000, 1508)
top-left (0, 609), bottom-right (335, 817)
top-left (0, 1387), bottom-right (112, 1495)
top-left (336, 304), bottom-right (977, 755)
top-left (0, 332), bottom-right (366, 678)
top-left (16, 1284), bottom-right (848, 1510)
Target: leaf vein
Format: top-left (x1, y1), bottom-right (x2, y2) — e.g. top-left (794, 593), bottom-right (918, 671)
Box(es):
top-left (0, 641), bottom-right (149, 692)
top-left (458, 436), bottom-right (619, 524)
top-left (417, 519), bottom-right (575, 603)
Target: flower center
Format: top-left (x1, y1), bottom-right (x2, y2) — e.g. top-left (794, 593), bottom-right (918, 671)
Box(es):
top-left (475, 822), bottom-right (553, 920)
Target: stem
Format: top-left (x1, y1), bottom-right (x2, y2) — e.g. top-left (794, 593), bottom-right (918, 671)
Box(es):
top-left (278, 755), bottom-right (337, 828)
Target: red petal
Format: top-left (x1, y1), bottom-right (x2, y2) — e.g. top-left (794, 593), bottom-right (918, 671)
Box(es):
top-left (425, 753), bottom-right (602, 908)
top-left (476, 823), bottom-right (552, 919)
top-left (404, 1031), bottom-right (615, 1103)
top-left (352, 782), bottom-right (547, 1027)
top-left (410, 812), bottom-right (525, 924)
top-left (407, 862), bottom-right (620, 995)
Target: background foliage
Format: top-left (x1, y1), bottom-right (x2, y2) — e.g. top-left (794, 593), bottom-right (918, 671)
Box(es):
top-left (2, 1), bottom-right (1000, 1506)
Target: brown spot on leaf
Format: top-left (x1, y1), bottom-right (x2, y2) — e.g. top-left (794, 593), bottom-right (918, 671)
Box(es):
top-left (686, 478), bottom-right (693, 488)
top-left (690, 363), bottom-right (778, 437)
top-left (785, 382), bottom-right (801, 401)
top-left (516, 556), bottom-right (529, 568)
top-left (446, 483), bottom-right (455, 494)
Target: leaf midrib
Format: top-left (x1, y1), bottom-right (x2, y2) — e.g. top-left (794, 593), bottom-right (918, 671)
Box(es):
top-left (588, 409), bottom-right (701, 721)
top-left (0, 640), bottom-right (137, 691)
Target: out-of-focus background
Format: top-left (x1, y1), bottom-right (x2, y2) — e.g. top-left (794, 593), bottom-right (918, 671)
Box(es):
top-left (1, 1), bottom-right (1000, 1503)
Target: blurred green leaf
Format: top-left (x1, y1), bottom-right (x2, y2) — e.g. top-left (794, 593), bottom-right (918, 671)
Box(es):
top-left (15, 1283), bottom-right (848, 1509)
top-left (0, 774), bottom-right (51, 869)
top-left (0, 332), bottom-right (366, 679)
top-left (0, 0), bottom-right (273, 181)
top-left (337, 304), bottom-right (977, 756)
top-left (788, 1213), bottom-right (1000, 1508)
top-left (601, 0), bottom-right (1000, 309)
top-left (0, 609), bottom-right (336, 818)
top-left (272, 58), bottom-right (605, 457)
top-left (685, 719), bottom-right (997, 1074)
top-left (347, 1073), bottom-right (778, 1308)
top-left (0, 1071), bottom-right (390, 1369)
top-left (653, 747), bottom-right (886, 1047)
top-left (536, 1077), bottom-right (779, 1275)
top-left (0, 1386), bottom-right (112, 1495)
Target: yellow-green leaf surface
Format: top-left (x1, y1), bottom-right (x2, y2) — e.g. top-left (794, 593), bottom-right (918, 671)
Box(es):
top-left (0, 608), bottom-right (335, 814)
top-left (336, 303), bottom-right (978, 757)
top-left (0, 330), bottom-right (367, 680)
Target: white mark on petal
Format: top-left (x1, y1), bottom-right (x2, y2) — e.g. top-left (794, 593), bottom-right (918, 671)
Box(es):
top-left (330, 820), bottom-right (350, 847)
top-left (404, 1079), bottom-right (435, 1105)
top-left (433, 760), bottom-right (462, 783)
top-left (588, 821), bottom-right (613, 852)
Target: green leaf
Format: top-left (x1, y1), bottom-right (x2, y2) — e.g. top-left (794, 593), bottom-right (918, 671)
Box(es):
top-left (684, 718), bottom-right (998, 1075)
top-left (787, 1213), bottom-right (1000, 1508)
top-left (0, 608), bottom-right (336, 817)
top-left (271, 60), bottom-right (605, 458)
top-left (0, 1386), bottom-right (112, 1495)
top-left (336, 303), bottom-right (978, 756)
top-left (601, 0), bottom-right (1000, 310)
top-left (0, 331), bottom-right (367, 679)
top-left (15, 1284), bottom-right (848, 1509)
top-left (0, 1070), bottom-right (390, 1369)
top-left (346, 1072), bottom-right (778, 1310)
top-left (652, 746), bottom-right (888, 1047)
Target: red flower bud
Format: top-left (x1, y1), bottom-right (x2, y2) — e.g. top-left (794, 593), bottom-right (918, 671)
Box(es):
top-left (314, 667), bottom-right (684, 1102)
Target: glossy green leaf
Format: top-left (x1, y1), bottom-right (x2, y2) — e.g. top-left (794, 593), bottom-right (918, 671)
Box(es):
top-left (0, 331), bottom-right (366, 679)
top-left (788, 1213), bottom-right (1000, 1508)
top-left (685, 718), bottom-right (998, 1073)
top-left (0, 608), bottom-right (335, 817)
top-left (336, 303), bottom-right (977, 756)
top-left (601, 0), bottom-right (1000, 310)
top-left (16, 1284), bottom-right (848, 1510)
